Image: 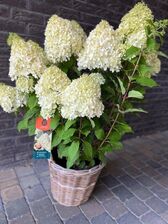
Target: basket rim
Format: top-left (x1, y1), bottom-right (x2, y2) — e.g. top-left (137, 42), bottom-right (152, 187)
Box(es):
top-left (49, 158), bottom-right (105, 176)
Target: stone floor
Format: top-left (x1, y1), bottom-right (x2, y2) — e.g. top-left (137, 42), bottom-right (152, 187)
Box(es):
top-left (0, 131), bottom-right (168, 224)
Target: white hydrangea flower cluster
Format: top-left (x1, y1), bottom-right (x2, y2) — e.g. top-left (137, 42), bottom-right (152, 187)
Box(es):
top-left (117, 2), bottom-right (154, 49)
top-left (44, 15), bottom-right (86, 63)
top-left (0, 83), bottom-right (27, 113)
top-left (77, 20), bottom-right (124, 72)
top-left (145, 53), bottom-right (161, 76)
top-left (16, 76), bottom-right (34, 93)
top-left (8, 33), bottom-right (48, 81)
top-left (35, 66), bottom-right (71, 118)
top-left (61, 73), bottom-right (104, 120)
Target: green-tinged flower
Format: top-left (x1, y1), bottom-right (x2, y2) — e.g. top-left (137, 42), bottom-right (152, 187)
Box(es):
top-left (35, 66), bottom-right (71, 118)
top-left (44, 15), bottom-right (86, 63)
top-left (8, 33), bottom-right (48, 81)
top-left (145, 53), bottom-right (161, 76)
top-left (77, 20), bottom-right (124, 72)
top-left (16, 76), bottom-right (34, 93)
top-left (61, 73), bottom-right (104, 120)
top-left (0, 83), bottom-right (27, 113)
top-left (117, 2), bottom-right (154, 49)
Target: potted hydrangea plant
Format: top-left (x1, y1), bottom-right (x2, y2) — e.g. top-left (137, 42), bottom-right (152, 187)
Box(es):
top-left (0, 2), bottom-right (168, 206)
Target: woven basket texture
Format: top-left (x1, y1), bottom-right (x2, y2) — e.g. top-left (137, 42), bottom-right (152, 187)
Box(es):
top-left (49, 159), bottom-right (104, 206)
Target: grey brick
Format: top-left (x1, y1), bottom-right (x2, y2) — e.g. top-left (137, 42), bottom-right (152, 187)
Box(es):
top-left (8, 213), bottom-right (35, 224)
top-left (30, 197), bottom-right (55, 220)
top-left (146, 196), bottom-right (168, 214)
top-left (0, 212), bottom-right (7, 224)
top-left (125, 197), bottom-right (149, 216)
top-left (103, 197), bottom-right (127, 219)
top-left (131, 185), bottom-right (153, 200)
top-left (142, 166), bottom-right (159, 177)
top-left (111, 185), bottom-right (133, 202)
top-left (101, 175), bottom-right (120, 188)
top-left (56, 203), bottom-right (81, 221)
top-left (64, 213), bottom-right (90, 224)
top-left (24, 184), bottom-right (46, 202)
top-left (20, 174), bottom-right (40, 189)
top-left (147, 160), bottom-right (162, 169)
top-left (117, 212), bottom-right (142, 224)
top-left (141, 211), bottom-right (167, 224)
top-left (37, 214), bottom-right (62, 224)
top-left (91, 212), bottom-right (116, 224)
top-left (124, 165), bottom-right (141, 177)
top-left (80, 197), bottom-right (104, 219)
top-left (151, 184), bottom-right (168, 200)
top-left (119, 174), bottom-right (140, 189)
top-left (136, 174), bottom-right (155, 187)
top-left (93, 184), bottom-right (113, 202)
top-left (15, 165), bottom-right (34, 177)
top-left (5, 198), bottom-right (30, 220)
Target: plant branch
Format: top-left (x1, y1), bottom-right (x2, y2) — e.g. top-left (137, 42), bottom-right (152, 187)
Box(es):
top-left (98, 52), bottom-right (142, 150)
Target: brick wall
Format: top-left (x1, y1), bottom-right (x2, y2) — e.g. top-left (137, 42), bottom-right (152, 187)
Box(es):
top-left (0, 0), bottom-right (168, 165)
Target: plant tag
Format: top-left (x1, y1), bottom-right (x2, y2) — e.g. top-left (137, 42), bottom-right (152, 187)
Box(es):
top-left (33, 117), bottom-right (52, 159)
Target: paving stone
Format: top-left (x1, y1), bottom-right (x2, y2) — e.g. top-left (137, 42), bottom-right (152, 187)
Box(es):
top-left (24, 184), bottom-right (46, 202)
top-left (1, 185), bottom-right (23, 204)
top-left (158, 167), bottom-right (168, 176)
top-left (150, 184), bottom-right (168, 200)
top-left (33, 160), bottom-right (49, 173)
top-left (132, 185), bottom-right (152, 200)
top-left (136, 174), bottom-right (155, 187)
top-left (30, 197), bottom-right (55, 220)
top-left (161, 210), bottom-right (168, 222)
top-left (93, 184), bottom-right (113, 202)
top-left (142, 166), bottom-right (159, 177)
top-left (0, 197), bottom-right (3, 212)
top-left (37, 213), bottom-right (62, 224)
top-left (124, 165), bottom-right (141, 177)
top-left (40, 175), bottom-right (51, 190)
top-left (0, 212), bottom-right (7, 224)
top-left (64, 213), bottom-right (90, 224)
top-left (80, 197), bottom-right (104, 219)
top-left (5, 198), bottom-right (30, 220)
top-left (141, 211), bottom-right (167, 224)
top-left (155, 176), bottom-right (168, 188)
top-left (147, 160), bottom-right (162, 169)
top-left (0, 179), bottom-right (18, 191)
top-left (119, 174), bottom-right (140, 189)
top-left (111, 185), bottom-right (133, 202)
top-left (15, 165), bottom-right (34, 177)
top-left (0, 169), bottom-right (17, 183)
top-left (91, 212), bottom-right (116, 224)
top-left (8, 213), bottom-right (35, 224)
top-left (117, 211), bottom-right (142, 224)
top-left (146, 196), bottom-right (168, 214)
top-left (103, 197), bottom-right (127, 219)
top-left (101, 175), bottom-right (120, 188)
top-left (20, 174), bottom-right (40, 189)
top-left (125, 197), bottom-right (149, 216)
top-left (56, 203), bottom-right (80, 220)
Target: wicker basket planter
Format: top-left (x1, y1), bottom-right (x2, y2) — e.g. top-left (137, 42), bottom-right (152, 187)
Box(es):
top-left (49, 159), bottom-right (104, 206)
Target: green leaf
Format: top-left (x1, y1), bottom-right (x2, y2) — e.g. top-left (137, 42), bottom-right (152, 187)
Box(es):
top-left (67, 141), bottom-right (80, 168)
top-left (123, 108), bottom-right (147, 113)
top-left (89, 119), bottom-right (95, 128)
top-left (136, 77), bottom-right (158, 88)
top-left (81, 128), bottom-right (91, 137)
top-left (51, 127), bottom-right (64, 148)
top-left (28, 94), bottom-right (37, 109)
top-left (50, 112), bottom-right (60, 130)
top-left (147, 38), bottom-right (157, 50)
top-left (62, 128), bottom-right (76, 140)
top-left (23, 107), bottom-right (39, 120)
top-left (117, 122), bottom-right (133, 135)
top-left (28, 124), bottom-right (36, 136)
top-left (128, 90), bottom-right (144, 99)
top-left (95, 128), bottom-right (105, 140)
top-left (158, 51), bottom-right (168, 59)
top-left (17, 118), bottom-right (28, 132)
top-left (124, 46), bottom-right (140, 60)
top-left (138, 64), bottom-right (152, 76)
top-left (117, 77), bottom-right (126, 95)
top-left (58, 145), bottom-right (69, 159)
top-left (83, 141), bottom-right (93, 161)
top-left (108, 131), bottom-right (121, 143)
top-left (65, 119), bottom-right (76, 131)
